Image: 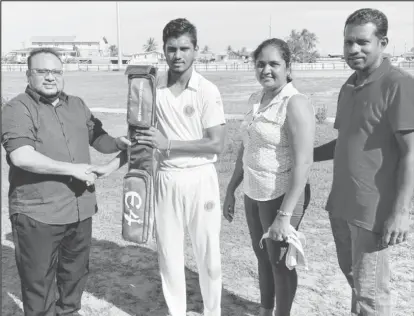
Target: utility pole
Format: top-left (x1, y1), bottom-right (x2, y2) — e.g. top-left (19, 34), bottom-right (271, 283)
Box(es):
top-left (116, 2), bottom-right (122, 70)
top-left (269, 15), bottom-right (272, 38)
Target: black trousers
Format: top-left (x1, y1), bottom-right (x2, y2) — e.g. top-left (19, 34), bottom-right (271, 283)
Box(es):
top-left (11, 213), bottom-right (92, 316)
top-left (244, 184), bottom-right (311, 309)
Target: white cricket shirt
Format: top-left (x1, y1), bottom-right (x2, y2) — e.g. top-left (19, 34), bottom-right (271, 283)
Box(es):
top-left (155, 68), bottom-right (226, 170)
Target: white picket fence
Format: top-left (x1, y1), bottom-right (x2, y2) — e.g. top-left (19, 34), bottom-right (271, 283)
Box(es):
top-left (2, 61), bottom-right (413, 72)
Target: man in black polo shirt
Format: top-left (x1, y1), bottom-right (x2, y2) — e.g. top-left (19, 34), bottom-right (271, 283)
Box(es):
top-left (314, 8), bottom-right (414, 316)
top-left (1, 47), bottom-right (130, 316)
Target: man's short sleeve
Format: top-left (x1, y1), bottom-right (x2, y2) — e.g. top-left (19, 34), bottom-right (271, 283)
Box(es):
top-left (201, 83), bottom-right (226, 129)
top-left (79, 97), bottom-right (108, 145)
top-left (1, 100), bottom-right (36, 153)
top-left (386, 76), bottom-right (414, 133)
top-left (333, 89), bottom-right (343, 130)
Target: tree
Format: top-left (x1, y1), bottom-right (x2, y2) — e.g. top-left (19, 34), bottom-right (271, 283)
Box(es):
top-left (300, 29), bottom-right (317, 51)
top-left (202, 45), bottom-right (210, 53)
top-left (411, 47), bottom-right (414, 53)
top-left (143, 38), bottom-right (158, 52)
top-left (227, 45), bottom-right (233, 52)
top-left (109, 45), bottom-right (118, 57)
top-left (286, 29), bottom-right (320, 63)
top-left (72, 45), bottom-right (80, 57)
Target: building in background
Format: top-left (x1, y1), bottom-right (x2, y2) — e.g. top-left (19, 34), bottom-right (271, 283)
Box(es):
top-left (30, 36), bottom-right (110, 58)
top-left (402, 52), bottom-right (414, 61)
top-left (215, 50), bottom-right (240, 62)
top-left (197, 51), bottom-right (216, 63)
top-left (3, 36), bottom-right (110, 63)
top-left (128, 50), bottom-right (165, 65)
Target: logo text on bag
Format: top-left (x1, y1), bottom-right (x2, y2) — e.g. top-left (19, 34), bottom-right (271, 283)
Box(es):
top-left (124, 191), bottom-right (144, 226)
top-left (137, 81), bottom-right (144, 122)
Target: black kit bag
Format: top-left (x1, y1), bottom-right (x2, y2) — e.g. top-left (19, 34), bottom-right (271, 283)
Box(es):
top-left (121, 65), bottom-right (158, 245)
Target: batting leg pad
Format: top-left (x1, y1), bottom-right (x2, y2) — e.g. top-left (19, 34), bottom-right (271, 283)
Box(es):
top-left (122, 65), bottom-right (158, 245)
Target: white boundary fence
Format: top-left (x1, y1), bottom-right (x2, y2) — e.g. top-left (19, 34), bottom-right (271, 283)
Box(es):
top-left (88, 107), bottom-right (338, 123)
top-left (2, 61), bottom-right (413, 72)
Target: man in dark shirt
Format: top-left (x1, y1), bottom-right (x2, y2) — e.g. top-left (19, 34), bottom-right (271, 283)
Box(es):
top-left (1, 47), bottom-right (130, 316)
top-left (314, 9), bottom-right (414, 316)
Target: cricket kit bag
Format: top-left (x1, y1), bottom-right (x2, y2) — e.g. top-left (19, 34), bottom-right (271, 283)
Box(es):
top-left (122, 65), bottom-right (158, 245)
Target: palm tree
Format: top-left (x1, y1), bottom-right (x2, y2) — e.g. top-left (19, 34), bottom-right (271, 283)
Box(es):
top-left (143, 38), bottom-right (158, 52)
top-left (227, 45), bottom-right (233, 53)
top-left (300, 29), bottom-right (318, 51)
top-left (286, 30), bottom-right (302, 62)
top-left (109, 45), bottom-right (118, 57)
top-left (202, 45), bottom-right (210, 53)
top-left (286, 28), bottom-right (319, 63)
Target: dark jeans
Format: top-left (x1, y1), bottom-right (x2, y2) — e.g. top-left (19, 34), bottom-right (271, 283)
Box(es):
top-left (11, 213), bottom-right (92, 316)
top-left (329, 215), bottom-right (391, 316)
top-left (244, 184), bottom-right (311, 309)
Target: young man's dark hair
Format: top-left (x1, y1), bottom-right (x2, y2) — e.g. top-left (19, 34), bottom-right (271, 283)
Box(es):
top-left (162, 18), bottom-right (198, 48)
top-left (344, 8), bottom-right (388, 38)
top-left (27, 47), bottom-right (62, 69)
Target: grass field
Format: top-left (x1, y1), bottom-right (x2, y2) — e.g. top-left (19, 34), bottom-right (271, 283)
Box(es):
top-left (3, 68), bottom-right (413, 118)
top-left (1, 69), bottom-right (362, 118)
top-left (1, 70), bottom-right (413, 316)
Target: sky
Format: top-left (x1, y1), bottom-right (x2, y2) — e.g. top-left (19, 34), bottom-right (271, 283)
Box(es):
top-left (2, 1), bottom-right (414, 56)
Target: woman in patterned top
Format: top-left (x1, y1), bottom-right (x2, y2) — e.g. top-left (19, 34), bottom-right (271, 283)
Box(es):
top-left (223, 38), bottom-right (315, 316)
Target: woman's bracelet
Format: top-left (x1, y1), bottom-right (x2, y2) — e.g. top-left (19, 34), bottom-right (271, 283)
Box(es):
top-left (278, 210), bottom-right (293, 217)
top-left (166, 139), bottom-right (172, 157)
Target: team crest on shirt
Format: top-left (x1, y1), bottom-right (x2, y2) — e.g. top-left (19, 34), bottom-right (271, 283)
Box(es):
top-left (204, 200), bottom-right (215, 212)
top-left (183, 104), bottom-right (195, 117)
top-left (215, 97), bottom-right (221, 105)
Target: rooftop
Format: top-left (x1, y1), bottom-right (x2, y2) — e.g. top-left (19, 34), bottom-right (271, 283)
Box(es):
top-left (31, 36), bottom-right (76, 43)
top-left (9, 47), bottom-right (75, 53)
top-left (30, 36), bottom-right (100, 43)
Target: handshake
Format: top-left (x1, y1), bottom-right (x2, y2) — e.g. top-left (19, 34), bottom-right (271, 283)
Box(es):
top-left (70, 163), bottom-right (112, 187)
top-left (70, 135), bottom-right (131, 186)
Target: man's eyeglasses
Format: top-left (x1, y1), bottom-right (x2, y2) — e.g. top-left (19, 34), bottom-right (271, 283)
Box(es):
top-left (30, 68), bottom-right (64, 77)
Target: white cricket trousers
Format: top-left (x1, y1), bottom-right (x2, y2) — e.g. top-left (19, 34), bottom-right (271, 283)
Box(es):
top-left (155, 163), bottom-right (222, 316)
